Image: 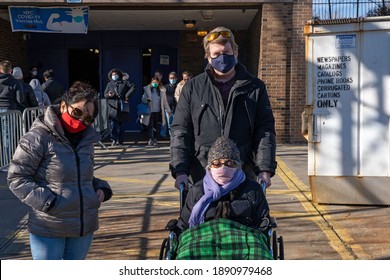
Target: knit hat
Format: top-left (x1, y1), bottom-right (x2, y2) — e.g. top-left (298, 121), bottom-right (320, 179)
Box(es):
top-left (12, 67), bottom-right (23, 80)
top-left (207, 137), bottom-right (241, 165)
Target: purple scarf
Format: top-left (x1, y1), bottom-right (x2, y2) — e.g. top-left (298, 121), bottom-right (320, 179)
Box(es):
top-left (188, 168), bottom-right (246, 228)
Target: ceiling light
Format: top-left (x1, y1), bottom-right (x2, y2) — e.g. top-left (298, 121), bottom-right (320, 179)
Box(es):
top-left (197, 30), bottom-right (208, 37)
top-left (183, 19), bottom-right (196, 29)
top-left (201, 10), bottom-right (214, 21)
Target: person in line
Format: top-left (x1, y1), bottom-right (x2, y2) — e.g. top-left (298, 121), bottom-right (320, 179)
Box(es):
top-left (24, 65), bottom-right (43, 84)
top-left (42, 69), bottom-right (65, 104)
top-left (7, 81), bottom-right (113, 260)
top-left (164, 71), bottom-right (177, 113)
top-left (163, 71), bottom-right (178, 138)
top-left (12, 67), bottom-right (39, 111)
top-left (29, 79), bottom-right (51, 108)
top-left (154, 69), bottom-right (166, 86)
top-left (174, 71), bottom-right (193, 104)
top-left (0, 60), bottom-right (24, 111)
top-left (104, 68), bottom-right (136, 146)
top-left (140, 76), bottom-right (171, 146)
top-left (170, 26), bottom-right (277, 191)
top-left (0, 60), bottom-right (24, 164)
top-left (175, 137), bottom-right (272, 260)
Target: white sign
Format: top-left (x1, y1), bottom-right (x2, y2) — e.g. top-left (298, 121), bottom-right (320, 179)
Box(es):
top-left (160, 55), bottom-right (169, 65)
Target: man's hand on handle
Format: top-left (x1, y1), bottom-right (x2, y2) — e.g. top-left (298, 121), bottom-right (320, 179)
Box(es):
top-left (257, 171), bottom-right (272, 188)
top-left (175, 174), bottom-right (189, 190)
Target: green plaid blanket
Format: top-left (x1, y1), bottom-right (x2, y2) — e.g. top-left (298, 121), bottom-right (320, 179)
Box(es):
top-left (174, 218), bottom-right (273, 260)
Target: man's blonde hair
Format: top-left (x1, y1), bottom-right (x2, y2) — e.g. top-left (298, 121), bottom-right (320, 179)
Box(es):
top-left (203, 26), bottom-right (238, 59)
top-left (0, 60), bottom-right (12, 74)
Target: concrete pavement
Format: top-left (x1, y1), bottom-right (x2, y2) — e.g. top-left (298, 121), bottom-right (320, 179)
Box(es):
top-left (1, 140), bottom-right (390, 260)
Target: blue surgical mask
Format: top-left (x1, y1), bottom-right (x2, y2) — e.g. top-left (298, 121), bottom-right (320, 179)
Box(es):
top-left (73, 16), bottom-right (83, 23)
top-left (169, 79), bottom-right (177, 85)
top-left (151, 82), bottom-right (158, 88)
top-left (112, 75), bottom-right (119, 81)
top-left (210, 54), bottom-right (236, 73)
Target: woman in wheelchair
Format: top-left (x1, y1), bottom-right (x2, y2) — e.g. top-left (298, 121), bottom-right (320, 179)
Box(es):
top-left (172, 137), bottom-right (274, 260)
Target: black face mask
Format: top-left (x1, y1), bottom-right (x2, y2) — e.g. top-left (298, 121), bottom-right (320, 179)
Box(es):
top-left (210, 54), bottom-right (236, 73)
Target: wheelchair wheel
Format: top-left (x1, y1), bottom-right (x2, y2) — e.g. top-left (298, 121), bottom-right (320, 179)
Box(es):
top-left (159, 238), bottom-right (168, 260)
top-left (272, 231), bottom-right (278, 260)
top-left (278, 235), bottom-right (284, 260)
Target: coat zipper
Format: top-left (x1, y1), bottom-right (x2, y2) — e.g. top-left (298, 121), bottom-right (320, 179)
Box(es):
top-left (244, 99), bottom-right (254, 134)
top-left (74, 150), bottom-right (84, 236)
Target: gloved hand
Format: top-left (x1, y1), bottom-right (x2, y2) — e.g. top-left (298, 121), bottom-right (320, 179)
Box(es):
top-left (175, 174), bottom-right (189, 190)
top-left (257, 171), bottom-right (272, 188)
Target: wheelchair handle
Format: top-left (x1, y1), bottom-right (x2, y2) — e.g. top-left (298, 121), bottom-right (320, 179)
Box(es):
top-left (179, 182), bottom-right (186, 210)
top-left (261, 180), bottom-right (267, 196)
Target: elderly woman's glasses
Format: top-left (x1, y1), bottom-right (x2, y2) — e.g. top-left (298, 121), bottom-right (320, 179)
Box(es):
top-left (68, 104), bottom-right (94, 126)
top-left (206, 31), bottom-right (232, 42)
top-left (209, 159), bottom-right (238, 169)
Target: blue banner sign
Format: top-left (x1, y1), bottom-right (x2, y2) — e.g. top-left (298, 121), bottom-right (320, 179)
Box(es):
top-left (9, 6), bottom-right (89, 34)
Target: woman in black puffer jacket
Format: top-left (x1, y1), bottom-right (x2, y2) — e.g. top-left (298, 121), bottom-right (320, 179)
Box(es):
top-left (8, 81), bottom-right (112, 260)
top-left (177, 137), bottom-right (269, 232)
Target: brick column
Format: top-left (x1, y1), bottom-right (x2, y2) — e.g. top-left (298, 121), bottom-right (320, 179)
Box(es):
top-left (259, 3), bottom-right (293, 143)
top-left (290, 0), bottom-right (312, 143)
top-left (259, 1), bottom-right (312, 143)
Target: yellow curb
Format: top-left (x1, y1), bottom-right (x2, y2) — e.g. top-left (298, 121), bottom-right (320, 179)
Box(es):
top-left (276, 156), bottom-right (371, 259)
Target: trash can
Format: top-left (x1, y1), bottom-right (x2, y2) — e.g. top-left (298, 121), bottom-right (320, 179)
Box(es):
top-left (304, 16), bottom-right (390, 205)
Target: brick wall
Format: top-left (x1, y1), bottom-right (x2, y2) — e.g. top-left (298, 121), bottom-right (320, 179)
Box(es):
top-left (259, 3), bottom-right (293, 143)
top-left (0, 18), bottom-right (27, 72)
top-left (259, 1), bottom-right (311, 143)
top-left (290, 0), bottom-right (312, 143)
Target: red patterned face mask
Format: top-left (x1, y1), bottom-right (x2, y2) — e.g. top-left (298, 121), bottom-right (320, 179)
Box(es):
top-left (60, 111), bottom-right (87, 133)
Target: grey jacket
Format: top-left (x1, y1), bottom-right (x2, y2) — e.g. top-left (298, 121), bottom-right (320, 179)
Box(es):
top-left (140, 85), bottom-right (171, 127)
top-left (8, 105), bottom-right (112, 237)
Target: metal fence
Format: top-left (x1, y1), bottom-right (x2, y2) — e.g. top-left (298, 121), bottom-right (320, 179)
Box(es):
top-left (313, 0), bottom-right (390, 19)
top-left (0, 110), bottom-right (23, 168)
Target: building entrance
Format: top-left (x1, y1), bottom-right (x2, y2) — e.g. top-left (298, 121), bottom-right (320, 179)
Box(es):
top-left (68, 48), bottom-right (100, 92)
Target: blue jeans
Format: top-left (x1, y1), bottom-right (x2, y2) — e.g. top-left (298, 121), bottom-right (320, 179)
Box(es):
top-left (29, 232), bottom-right (94, 260)
top-left (110, 119), bottom-right (125, 144)
top-left (165, 110), bottom-right (174, 138)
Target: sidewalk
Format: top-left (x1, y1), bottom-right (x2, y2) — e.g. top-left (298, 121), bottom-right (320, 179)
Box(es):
top-left (1, 141), bottom-right (389, 260)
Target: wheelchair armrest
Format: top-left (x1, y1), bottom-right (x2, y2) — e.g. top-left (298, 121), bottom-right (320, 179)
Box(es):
top-left (165, 219), bottom-right (178, 231)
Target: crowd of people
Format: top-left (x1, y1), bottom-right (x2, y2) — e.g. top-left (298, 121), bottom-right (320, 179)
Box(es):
top-left (2, 26), bottom-right (277, 260)
top-left (0, 60), bottom-right (65, 113)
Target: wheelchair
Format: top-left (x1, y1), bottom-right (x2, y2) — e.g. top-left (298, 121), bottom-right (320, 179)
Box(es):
top-left (159, 182), bottom-right (284, 260)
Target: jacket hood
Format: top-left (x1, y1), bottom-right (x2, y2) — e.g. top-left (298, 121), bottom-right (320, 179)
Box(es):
top-left (29, 78), bottom-right (43, 91)
top-left (107, 68), bottom-right (124, 81)
top-left (0, 73), bottom-right (13, 83)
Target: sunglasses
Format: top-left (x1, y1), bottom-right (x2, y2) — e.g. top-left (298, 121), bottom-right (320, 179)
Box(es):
top-left (206, 31), bottom-right (233, 42)
top-left (209, 159), bottom-right (238, 169)
top-left (68, 104), bottom-right (95, 126)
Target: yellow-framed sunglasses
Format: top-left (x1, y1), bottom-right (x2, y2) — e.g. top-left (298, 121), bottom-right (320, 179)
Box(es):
top-left (206, 31), bottom-right (233, 42)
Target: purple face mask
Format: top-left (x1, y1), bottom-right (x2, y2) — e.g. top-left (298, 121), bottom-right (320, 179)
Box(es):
top-left (209, 166), bottom-right (237, 185)
top-left (210, 53), bottom-right (236, 73)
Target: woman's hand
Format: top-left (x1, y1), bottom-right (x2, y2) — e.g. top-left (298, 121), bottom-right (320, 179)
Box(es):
top-left (96, 189), bottom-right (105, 202)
